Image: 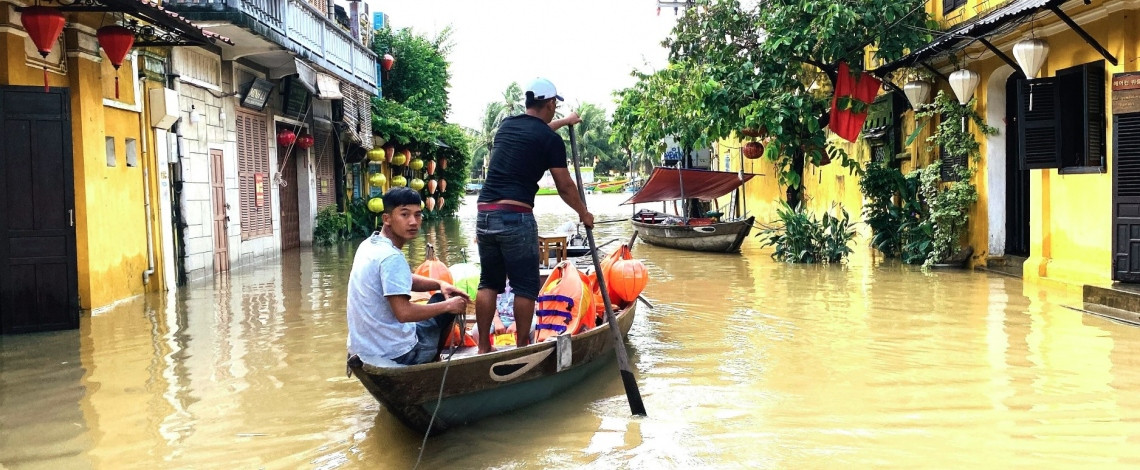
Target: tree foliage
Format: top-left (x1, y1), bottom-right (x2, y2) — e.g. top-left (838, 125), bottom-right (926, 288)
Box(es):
top-left (370, 25), bottom-right (470, 219)
top-left (614, 0), bottom-right (933, 204)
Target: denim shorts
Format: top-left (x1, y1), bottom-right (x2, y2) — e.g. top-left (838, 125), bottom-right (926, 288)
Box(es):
top-left (476, 210), bottom-right (539, 300)
top-left (392, 294), bottom-right (456, 365)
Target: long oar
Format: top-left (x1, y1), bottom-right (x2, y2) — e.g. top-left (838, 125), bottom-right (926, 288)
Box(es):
top-left (568, 125), bottom-right (647, 417)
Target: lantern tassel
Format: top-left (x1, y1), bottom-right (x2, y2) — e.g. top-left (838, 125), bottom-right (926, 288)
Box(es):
top-left (115, 76), bottom-right (120, 99)
top-left (42, 66), bottom-right (49, 93)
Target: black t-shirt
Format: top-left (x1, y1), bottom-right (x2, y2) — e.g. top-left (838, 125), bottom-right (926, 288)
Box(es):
top-left (478, 114), bottom-right (567, 207)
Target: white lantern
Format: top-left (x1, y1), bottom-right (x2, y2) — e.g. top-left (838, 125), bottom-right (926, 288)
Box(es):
top-left (903, 80), bottom-right (932, 108)
top-left (1013, 38), bottom-right (1049, 79)
top-left (949, 69), bottom-right (981, 105)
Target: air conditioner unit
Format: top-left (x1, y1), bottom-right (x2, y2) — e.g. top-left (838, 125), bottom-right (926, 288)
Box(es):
top-left (149, 87), bottom-right (180, 130)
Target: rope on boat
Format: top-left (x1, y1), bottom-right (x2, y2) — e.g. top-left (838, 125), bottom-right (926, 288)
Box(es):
top-left (413, 308), bottom-right (466, 470)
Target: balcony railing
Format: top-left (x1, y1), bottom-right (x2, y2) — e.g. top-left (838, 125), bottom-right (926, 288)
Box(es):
top-left (165, 0), bottom-right (378, 93)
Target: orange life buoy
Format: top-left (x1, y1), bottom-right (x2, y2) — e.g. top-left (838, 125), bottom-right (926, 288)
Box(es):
top-left (534, 261), bottom-right (595, 342)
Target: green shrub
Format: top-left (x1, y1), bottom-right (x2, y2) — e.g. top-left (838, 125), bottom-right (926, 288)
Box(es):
top-left (759, 202), bottom-right (856, 264)
top-left (313, 206), bottom-right (349, 246)
top-left (347, 198), bottom-right (381, 239)
top-left (859, 161), bottom-right (929, 264)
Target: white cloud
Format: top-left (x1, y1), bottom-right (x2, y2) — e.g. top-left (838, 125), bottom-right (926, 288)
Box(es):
top-left (367, 0), bottom-right (679, 129)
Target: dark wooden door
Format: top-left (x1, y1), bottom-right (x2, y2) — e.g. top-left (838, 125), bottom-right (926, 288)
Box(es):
top-left (210, 149), bottom-right (230, 273)
top-left (1006, 76), bottom-right (1031, 256)
top-left (0, 86), bottom-right (78, 334)
top-left (1113, 112), bottom-right (1140, 281)
top-left (277, 146), bottom-right (300, 251)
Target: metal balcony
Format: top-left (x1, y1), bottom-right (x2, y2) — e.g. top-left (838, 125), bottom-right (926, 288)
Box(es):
top-left (165, 0), bottom-right (378, 94)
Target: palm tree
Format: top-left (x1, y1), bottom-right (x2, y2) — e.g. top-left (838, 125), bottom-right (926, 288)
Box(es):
top-left (571, 103), bottom-right (619, 175)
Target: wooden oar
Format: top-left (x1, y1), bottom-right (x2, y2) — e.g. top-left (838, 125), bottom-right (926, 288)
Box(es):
top-left (568, 124), bottom-right (647, 417)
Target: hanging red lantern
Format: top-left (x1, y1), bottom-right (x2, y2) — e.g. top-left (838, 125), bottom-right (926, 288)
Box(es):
top-left (296, 134), bottom-right (314, 150)
top-left (440, 179), bottom-right (447, 193)
top-left (440, 158), bottom-right (448, 170)
top-left (20, 6), bottom-right (66, 92)
top-left (743, 142), bottom-right (763, 159)
top-left (96, 25), bottom-right (134, 99)
top-left (381, 54), bottom-right (395, 72)
top-left (277, 128), bottom-right (297, 147)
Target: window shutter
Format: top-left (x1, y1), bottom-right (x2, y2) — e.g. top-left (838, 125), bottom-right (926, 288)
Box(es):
top-left (1083, 61), bottom-right (1106, 168)
top-left (1018, 77), bottom-right (1061, 169)
top-left (1114, 113), bottom-right (1140, 197)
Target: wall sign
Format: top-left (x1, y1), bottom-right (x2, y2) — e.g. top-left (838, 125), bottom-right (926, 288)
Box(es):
top-left (240, 78), bottom-right (274, 111)
top-left (1112, 72), bottom-right (1140, 114)
top-left (255, 173), bottom-right (265, 206)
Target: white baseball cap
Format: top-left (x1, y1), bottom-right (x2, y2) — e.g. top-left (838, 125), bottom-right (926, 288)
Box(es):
top-left (524, 77), bottom-right (564, 101)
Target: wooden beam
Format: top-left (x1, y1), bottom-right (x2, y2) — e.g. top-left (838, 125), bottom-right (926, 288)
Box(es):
top-left (1049, 5), bottom-right (1118, 66)
top-left (978, 37), bottom-right (1023, 76)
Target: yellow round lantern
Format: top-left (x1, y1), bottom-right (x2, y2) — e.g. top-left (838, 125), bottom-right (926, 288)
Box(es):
top-left (410, 158), bottom-right (424, 170)
top-left (367, 148), bottom-right (385, 162)
top-left (410, 178), bottom-right (425, 191)
top-left (391, 175), bottom-right (407, 187)
top-left (391, 153), bottom-right (407, 166)
top-left (367, 197), bottom-right (384, 213)
top-left (369, 172), bottom-right (386, 187)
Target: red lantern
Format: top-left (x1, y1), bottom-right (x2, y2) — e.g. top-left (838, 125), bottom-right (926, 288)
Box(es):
top-left (381, 54), bottom-right (395, 72)
top-left (440, 158), bottom-right (448, 170)
top-left (277, 128), bottom-right (296, 147)
top-left (426, 160), bottom-right (436, 175)
top-left (743, 142), bottom-right (763, 159)
top-left (427, 179), bottom-right (437, 194)
top-left (296, 134), bottom-right (314, 150)
top-left (20, 6), bottom-right (66, 92)
top-left (97, 25), bottom-right (134, 99)
top-left (439, 179), bottom-right (447, 193)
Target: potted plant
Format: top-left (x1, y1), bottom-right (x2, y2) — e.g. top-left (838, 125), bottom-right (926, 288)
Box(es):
top-left (913, 91), bottom-right (997, 268)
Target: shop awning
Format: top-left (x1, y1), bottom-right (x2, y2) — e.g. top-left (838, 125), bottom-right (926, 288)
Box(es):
top-left (877, 0), bottom-right (1068, 74)
top-left (622, 167), bottom-right (756, 205)
top-left (55, 0), bottom-right (232, 47)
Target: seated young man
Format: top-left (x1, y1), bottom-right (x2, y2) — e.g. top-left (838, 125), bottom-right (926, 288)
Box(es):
top-left (346, 187), bottom-right (470, 365)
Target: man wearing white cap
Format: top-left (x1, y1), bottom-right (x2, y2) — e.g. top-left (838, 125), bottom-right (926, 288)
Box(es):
top-left (473, 77), bottom-right (593, 353)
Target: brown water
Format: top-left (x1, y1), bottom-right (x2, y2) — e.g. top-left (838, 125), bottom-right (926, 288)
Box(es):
top-left (5, 193), bottom-right (1140, 469)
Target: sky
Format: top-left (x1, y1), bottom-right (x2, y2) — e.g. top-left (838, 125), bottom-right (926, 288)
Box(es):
top-left (366, 0), bottom-right (681, 130)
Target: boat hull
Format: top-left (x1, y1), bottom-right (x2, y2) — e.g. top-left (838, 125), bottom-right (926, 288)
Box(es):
top-left (351, 303), bottom-right (638, 435)
top-left (630, 216), bottom-right (755, 253)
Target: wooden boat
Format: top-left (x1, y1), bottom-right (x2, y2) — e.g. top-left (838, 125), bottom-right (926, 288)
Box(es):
top-left (624, 167), bottom-right (757, 253)
top-left (631, 209), bottom-right (755, 253)
top-left (349, 302), bottom-right (638, 435)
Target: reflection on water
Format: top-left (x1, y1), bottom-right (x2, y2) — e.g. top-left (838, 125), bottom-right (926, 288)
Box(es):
top-left (5, 194), bottom-right (1140, 468)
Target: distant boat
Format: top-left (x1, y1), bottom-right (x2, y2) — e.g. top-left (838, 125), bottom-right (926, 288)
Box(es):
top-left (624, 167), bottom-right (757, 253)
top-left (465, 182), bottom-right (482, 195)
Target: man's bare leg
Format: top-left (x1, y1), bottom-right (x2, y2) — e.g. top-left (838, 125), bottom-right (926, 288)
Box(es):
top-left (475, 288), bottom-right (497, 354)
top-left (513, 296), bottom-right (535, 348)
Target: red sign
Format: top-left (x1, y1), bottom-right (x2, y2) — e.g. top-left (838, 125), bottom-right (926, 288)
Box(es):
top-left (255, 173), bottom-right (265, 207)
top-left (1113, 72), bottom-right (1140, 91)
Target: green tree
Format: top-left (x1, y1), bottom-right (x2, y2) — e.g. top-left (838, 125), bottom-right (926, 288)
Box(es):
top-left (568, 102), bottom-right (621, 174)
top-left (372, 26), bottom-right (453, 122)
top-left (615, 0), bottom-right (932, 205)
top-left (370, 26), bottom-right (470, 220)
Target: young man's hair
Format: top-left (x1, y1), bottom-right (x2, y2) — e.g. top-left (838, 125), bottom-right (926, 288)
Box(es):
top-left (382, 186), bottom-right (422, 213)
top-left (525, 92), bottom-right (555, 110)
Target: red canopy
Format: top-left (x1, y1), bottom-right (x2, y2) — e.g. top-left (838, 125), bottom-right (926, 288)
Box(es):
top-left (622, 167), bottom-right (756, 205)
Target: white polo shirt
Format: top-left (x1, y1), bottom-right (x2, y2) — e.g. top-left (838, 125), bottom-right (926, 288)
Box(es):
top-left (346, 232), bottom-right (415, 359)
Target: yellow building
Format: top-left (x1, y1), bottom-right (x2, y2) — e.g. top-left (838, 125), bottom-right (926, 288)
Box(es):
top-left (727, 0), bottom-right (1131, 292)
top-left (0, 0), bottom-right (228, 332)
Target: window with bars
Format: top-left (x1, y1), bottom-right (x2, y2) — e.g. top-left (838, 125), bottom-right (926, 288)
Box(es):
top-left (236, 110), bottom-right (273, 240)
top-left (943, 0), bottom-right (967, 14)
top-left (314, 131), bottom-right (336, 210)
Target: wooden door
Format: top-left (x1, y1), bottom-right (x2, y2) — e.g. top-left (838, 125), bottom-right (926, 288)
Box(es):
top-left (278, 145), bottom-right (300, 251)
top-left (1113, 112), bottom-right (1140, 281)
top-left (210, 149), bottom-right (230, 273)
top-left (0, 87), bottom-right (78, 334)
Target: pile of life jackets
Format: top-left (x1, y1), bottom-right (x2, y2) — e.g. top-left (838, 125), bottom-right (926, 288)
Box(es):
top-left (416, 244), bottom-right (649, 348)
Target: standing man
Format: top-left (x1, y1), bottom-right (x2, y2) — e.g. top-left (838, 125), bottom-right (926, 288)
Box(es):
top-left (347, 187), bottom-right (469, 366)
top-left (474, 77), bottom-right (594, 353)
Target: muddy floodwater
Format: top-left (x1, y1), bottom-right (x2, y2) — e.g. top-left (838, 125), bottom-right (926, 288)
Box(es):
top-left (5, 193), bottom-right (1140, 469)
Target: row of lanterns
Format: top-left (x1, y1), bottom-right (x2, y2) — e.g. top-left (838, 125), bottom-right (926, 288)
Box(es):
top-left (21, 6), bottom-right (135, 96)
top-left (364, 145), bottom-right (450, 213)
top-left (903, 37), bottom-right (1049, 108)
top-left (276, 128), bottom-right (315, 150)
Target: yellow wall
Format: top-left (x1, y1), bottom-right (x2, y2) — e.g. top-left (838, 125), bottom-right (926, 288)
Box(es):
top-left (2, 14), bottom-right (155, 309)
top-left (718, 134), bottom-right (872, 244)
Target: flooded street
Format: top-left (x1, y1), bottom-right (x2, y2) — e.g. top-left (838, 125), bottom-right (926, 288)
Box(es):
top-left (5, 193), bottom-right (1140, 469)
